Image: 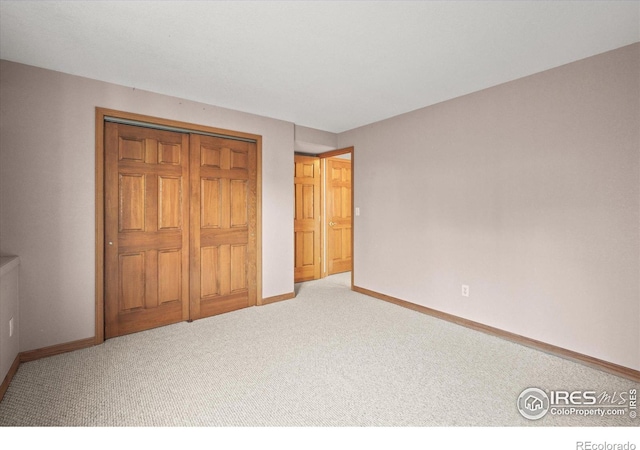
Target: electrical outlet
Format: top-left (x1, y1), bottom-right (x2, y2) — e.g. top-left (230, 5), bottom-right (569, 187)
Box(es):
top-left (9, 317), bottom-right (14, 337)
top-left (461, 285), bottom-right (469, 297)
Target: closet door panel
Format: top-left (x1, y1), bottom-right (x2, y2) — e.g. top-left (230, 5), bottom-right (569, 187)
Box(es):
top-left (105, 123), bottom-right (189, 338)
top-left (190, 134), bottom-right (257, 319)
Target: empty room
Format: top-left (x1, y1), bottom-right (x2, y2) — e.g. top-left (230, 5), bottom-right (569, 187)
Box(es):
top-left (0, 0), bottom-right (638, 442)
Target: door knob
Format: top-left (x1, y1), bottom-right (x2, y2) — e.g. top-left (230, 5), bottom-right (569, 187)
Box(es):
top-left (329, 221), bottom-right (335, 226)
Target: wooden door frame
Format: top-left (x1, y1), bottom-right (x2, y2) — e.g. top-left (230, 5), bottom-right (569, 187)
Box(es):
top-left (95, 107), bottom-right (263, 344)
top-left (317, 147), bottom-right (354, 288)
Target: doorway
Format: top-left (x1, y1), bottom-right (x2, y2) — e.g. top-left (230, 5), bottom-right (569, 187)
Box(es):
top-left (95, 108), bottom-right (262, 342)
top-left (294, 147), bottom-right (353, 284)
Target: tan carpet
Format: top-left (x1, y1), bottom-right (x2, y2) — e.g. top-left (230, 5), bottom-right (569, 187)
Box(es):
top-left (0, 272), bottom-right (637, 426)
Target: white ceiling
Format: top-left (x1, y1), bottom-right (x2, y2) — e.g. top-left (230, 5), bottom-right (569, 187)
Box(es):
top-left (1, 1), bottom-right (638, 133)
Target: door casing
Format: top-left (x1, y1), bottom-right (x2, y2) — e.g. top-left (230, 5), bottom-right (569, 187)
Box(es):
top-left (95, 107), bottom-right (262, 344)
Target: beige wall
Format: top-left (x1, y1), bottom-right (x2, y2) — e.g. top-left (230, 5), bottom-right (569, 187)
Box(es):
top-left (339, 44), bottom-right (640, 370)
top-left (0, 60), bottom-right (294, 352)
top-left (294, 124), bottom-right (338, 154)
top-left (0, 257), bottom-right (20, 382)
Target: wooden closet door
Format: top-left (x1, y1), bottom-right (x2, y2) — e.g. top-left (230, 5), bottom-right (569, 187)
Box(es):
top-left (105, 123), bottom-right (190, 338)
top-left (190, 134), bottom-right (258, 319)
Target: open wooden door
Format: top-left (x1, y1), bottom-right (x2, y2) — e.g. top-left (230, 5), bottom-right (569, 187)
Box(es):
top-left (326, 157), bottom-right (352, 275)
top-left (104, 123), bottom-right (190, 338)
top-left (294, 155), bottom-right (321, 282)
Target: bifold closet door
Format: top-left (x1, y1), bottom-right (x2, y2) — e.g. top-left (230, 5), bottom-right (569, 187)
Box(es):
top-left (189, 134), bottom-right (258, 320)
top-left (105, 123), bottom-right (190, 338)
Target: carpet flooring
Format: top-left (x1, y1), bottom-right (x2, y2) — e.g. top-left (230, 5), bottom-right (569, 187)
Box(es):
top-left (0, 272), bottom-right (638, 426)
